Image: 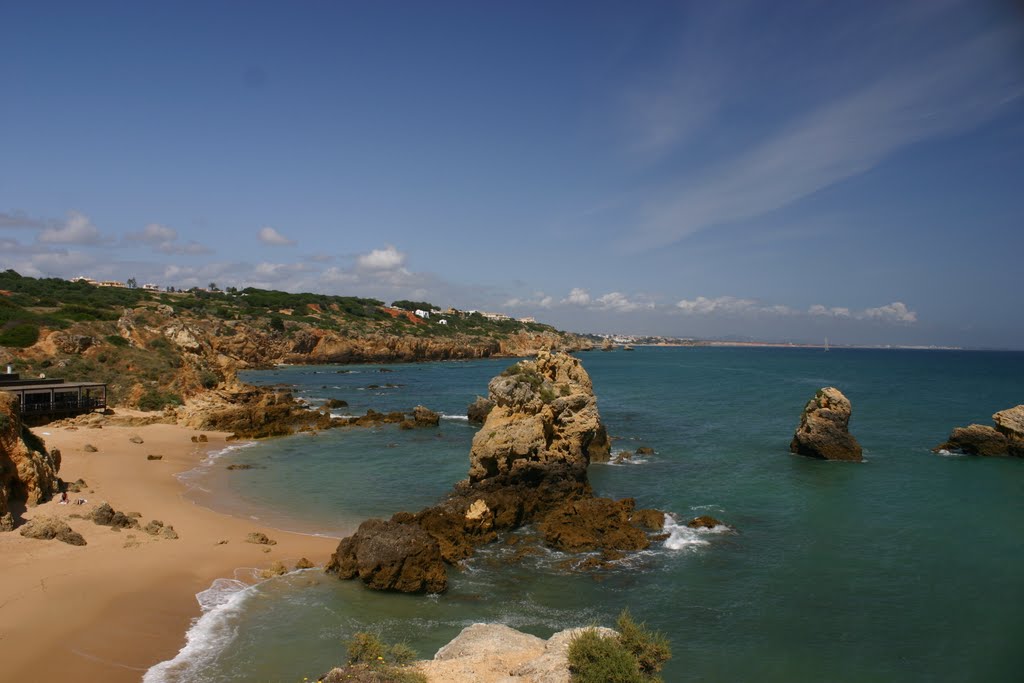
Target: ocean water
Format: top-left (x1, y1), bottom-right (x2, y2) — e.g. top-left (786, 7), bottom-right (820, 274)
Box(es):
top-left (147, 348), bottom-right (1024, 683)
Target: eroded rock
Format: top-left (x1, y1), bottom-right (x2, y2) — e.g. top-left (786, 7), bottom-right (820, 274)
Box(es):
top-left (790, 387), bottom-right (862, 461)
top-left (19, 516), bottom-right (86, 545)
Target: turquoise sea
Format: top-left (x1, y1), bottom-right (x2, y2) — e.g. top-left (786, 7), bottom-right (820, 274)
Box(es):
top-left (145, 347), bottom-right (1024, 683)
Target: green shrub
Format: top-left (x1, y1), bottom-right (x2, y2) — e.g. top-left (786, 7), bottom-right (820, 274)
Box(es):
top-left (616, 609), bottom-right (671, 677)
top-left (568, 629), bottom-right (643, 683)
top-left (137, 390), bottom-right (183, 411)
top-left (148, 337), bottom-right (171, 351)
top-left (568, 610), bottom-right (672, 683)
top-left (269, 315), bottom-right (285, 332)
top-left (106, 334), bottom-right (130, 347)
top-left (199, 370), bottom-right (219, 389)
top-left (0, 323), bottom-right (40, 348)
top-left (337, 632), bottom-right (426, 682)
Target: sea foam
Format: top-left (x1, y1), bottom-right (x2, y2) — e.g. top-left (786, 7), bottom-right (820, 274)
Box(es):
top-left (142, 579), bottom-right (251, 683)
top-left (661, 514), bottom-right (730, 551)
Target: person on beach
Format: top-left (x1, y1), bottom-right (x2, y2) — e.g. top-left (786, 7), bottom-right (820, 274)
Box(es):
top-left (60, 491), bottom-right (68, 504)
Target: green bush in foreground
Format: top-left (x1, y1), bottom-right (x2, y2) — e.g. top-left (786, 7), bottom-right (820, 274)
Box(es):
top-left (568, 610), bottom-right (672, 683)
top-left (319, 632), bottom-right (427, 683)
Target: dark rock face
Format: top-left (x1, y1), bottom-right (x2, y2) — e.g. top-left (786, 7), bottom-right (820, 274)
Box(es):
top-left (934, 405), bottom-right (1024, 457)
top-left (412, 405), bottom-right (440, 427)
top-left (790, 387), bottom-right (862, 462)
top-left (467, 396), bottom-right (494, 424)
top-left (91, 502), bottom-right (140, 529)
top-left (538, 497), bottom-right (651, 553)
top-left (326, 519), bottom-right (447, 593)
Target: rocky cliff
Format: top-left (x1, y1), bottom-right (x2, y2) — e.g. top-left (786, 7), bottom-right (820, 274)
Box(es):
top-left (0, 393), bottom-right (60, 530)
top-left (326, 352), bottom-right (662, 593)
top-left (790, 387), bottom-right (863, 462)
top-left (933, 404), bottom-right (1024, 457)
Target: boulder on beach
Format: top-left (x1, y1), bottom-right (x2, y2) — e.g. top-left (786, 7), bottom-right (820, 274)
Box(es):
top-left (19, 516), bottom-right (86, 546)
top-left (790, 387), bottom-right (862, 461)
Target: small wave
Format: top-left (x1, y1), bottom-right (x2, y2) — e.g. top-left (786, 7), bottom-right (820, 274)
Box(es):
top-left (142, 579), bottom-right (252, 683)
top-left (441, 414), bottom-right (469, 421)
top-left (934, 448), bottom-right (966, 458)
top-left (661, 514), bottom-right (730, 551)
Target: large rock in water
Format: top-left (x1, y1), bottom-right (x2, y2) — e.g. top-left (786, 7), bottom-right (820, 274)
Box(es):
top-left (790, 387), bottom-right (862, 462)
top-left (326, 351), bottom-right (661, 593)
top-left (327, 518), bottom-right (446, 593)
top-left (934, 405), bottom-right (1024, 457)
top-left (1, 393), bottom-right (61, 525)
top-left (468, 350), bottom-right (610, 481)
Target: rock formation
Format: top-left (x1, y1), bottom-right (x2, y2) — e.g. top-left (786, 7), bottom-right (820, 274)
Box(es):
top-left (790, 387), bottom-right (862, 461)
top-left (18, 516), bottom-right (86, 545)
top-left (412, 623), bottom-right (619, 683)
top-left (1, 392), bottom-right (61, 527)
top-left (327, 351), bottom-right (663, 594)
top-left (934, 404), bottom-right (1024, 457)
top-left (467, 351), bottom-right (609, 482)
top-left (466, 396), bottom-right (494, 424)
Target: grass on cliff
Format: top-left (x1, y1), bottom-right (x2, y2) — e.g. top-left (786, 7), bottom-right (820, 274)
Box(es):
top-left (568, 610), bottom-right (672, 683)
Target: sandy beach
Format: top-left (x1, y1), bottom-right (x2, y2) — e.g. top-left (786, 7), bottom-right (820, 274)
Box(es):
top-left (0, 416), bottom-right (340, 682)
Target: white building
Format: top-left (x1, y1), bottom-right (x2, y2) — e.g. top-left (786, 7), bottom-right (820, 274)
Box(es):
top-left (142, 283), bottom-right (161, 291)
top-left (414, 309), bottom-right (431, 319)
top-left (438, 319), bottom-right (448, 325)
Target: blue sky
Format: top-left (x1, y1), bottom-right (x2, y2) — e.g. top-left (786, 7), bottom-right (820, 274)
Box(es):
top-left (2, 1), bottom-right (1022, 348)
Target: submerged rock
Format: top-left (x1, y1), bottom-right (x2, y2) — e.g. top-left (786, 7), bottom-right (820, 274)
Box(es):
top-left (790, 387), bottom-right (862, 461)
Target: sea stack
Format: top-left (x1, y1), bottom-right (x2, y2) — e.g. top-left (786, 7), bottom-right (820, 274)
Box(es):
top-left (325, 351), bottom-right (660, 593)
top-left (933, 404), bottom-right (1024, 457)
top-left (790, 387), bottom-right (862, 462)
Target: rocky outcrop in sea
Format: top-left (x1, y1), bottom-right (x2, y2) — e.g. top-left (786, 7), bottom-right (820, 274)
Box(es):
top-left (790, 387), bottom-right (863, 461)
top-left (325, 351), bottom-right (663, 593)
top-left (933, 404), bottom-right (1024, 457)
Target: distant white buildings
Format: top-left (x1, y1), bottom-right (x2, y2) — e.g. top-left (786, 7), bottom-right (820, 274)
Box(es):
top-left (438, 319), bottom-right (448, 325)
top-left (142, 283), bottom-right (161, 291)
top-left (414, 309), bottom-right (431, 319)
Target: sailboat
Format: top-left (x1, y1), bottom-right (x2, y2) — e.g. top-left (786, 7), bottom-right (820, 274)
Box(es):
top-left (824, 337), bottom-right (830, 352)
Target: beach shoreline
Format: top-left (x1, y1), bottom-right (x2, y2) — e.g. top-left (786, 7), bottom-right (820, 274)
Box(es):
top-left (0, 414), bottom-right (340, 683)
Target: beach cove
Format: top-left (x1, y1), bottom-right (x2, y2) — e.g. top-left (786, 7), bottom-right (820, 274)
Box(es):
top-left (0, 418), bottom-right (338, 682)
top-left (2, 347), bottom-right (1024, 682)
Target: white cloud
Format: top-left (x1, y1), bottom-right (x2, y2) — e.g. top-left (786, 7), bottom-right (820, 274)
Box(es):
top-left (563, 288), bottom-right (592, 306)
top-left (356, 245), bottom-right (406, 271)
top-left (809, 305), bottom-right (852, 318)
top-left (258, 226), bottom-right (296, 246)
top-left (676, 296), bottom-right (758, 315)
top-left (863, 301), bottom-right (917, 323)
top-left (594, 292), bottom-right (655, 312)
top-left (126, 223), bottom-right (178, 244)
top-left (157, 240), bottom-right (212, 255)
top-left (38, 211), bottom-right (107, 245)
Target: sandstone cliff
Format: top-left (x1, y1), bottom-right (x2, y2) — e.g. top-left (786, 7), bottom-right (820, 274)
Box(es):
top-left (0, 393), bottom-right (60, 530)
top-left (790, 387), bottom-right (862, 462)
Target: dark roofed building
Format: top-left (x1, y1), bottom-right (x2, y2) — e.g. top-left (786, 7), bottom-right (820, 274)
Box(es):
top-left (0, 372), bottom-right (107, 418)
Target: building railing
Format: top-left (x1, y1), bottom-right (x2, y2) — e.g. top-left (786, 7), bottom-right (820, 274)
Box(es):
top-left (17, 397), bottom-right (106, 415)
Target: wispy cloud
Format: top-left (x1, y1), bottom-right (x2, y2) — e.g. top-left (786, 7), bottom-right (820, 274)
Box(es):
top-left (0, 210), bottom-right (49, 230)
top-left (619, 2), bottom-right (1023, 250)
top-left (257, 226), bottom-right (296, 246)
top-left (678, 296), bottom-right (917, 324)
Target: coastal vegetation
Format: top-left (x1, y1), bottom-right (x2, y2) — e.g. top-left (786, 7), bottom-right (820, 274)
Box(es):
top-left (319, 632), bottom-right (427, 683)
top-left (0, 270), bottom-right (590, 408)
top-left (567, 610), bottom-right (672, 683)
